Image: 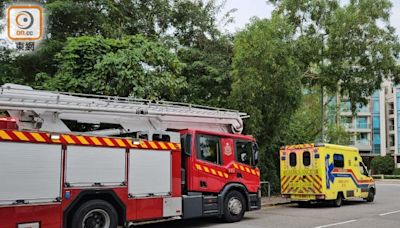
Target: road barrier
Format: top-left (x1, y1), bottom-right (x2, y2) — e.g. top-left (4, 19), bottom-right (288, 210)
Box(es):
top-left (261, 181), bottom-right (271, 197)
top-left (372, 175), bottom-right (400, 179)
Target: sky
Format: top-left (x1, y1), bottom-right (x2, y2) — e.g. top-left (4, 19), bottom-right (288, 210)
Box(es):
top-left (218, 0), bottom-right (400, 36)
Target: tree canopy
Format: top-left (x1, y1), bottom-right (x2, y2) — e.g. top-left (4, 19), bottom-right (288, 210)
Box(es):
top-left (269, 0), bottom-right (400, 110)
top-left (38, 35), bottom-right (186, 100)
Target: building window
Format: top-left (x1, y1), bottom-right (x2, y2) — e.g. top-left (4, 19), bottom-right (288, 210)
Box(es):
top-left (372, 116), bottom-right (380, 129)
top-left (197, 135), bottom-right (221, 164)
top-left (289, 153), bottom-right (297, 167)
top-left (357, 133), bottom-right (370, 145)
top-left (356, 103), bottom-right (368, 112)
top-left (373, 100), bottom-right (380, 114)
top-left (390, 135), bottom-right (395, 147)
top-left (341, 117), bottom-right (353, 128)
top-left (236, 141), bottom-right (253, 166)
top-left (397, 94), bottom-right (400, 111)
top-left (356, 117), bottom-right (368, 129)
top-left (333, 154), bottom-right (344, 168)
top-left (303, 151), bottom-right (311, 166)
top-left (373, 133), bottom-right (381, 154)
top-left (340, 101), bottom-right (351, 112)
top-left (373, 133), bottom-right (380, 145)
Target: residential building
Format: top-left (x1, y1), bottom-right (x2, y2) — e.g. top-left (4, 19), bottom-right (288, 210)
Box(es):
top-left (331, 81), bottom-right (400, 168)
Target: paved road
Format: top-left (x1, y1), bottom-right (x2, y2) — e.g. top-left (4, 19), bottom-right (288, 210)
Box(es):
top-left (141, 181), bottom-right (400, 228)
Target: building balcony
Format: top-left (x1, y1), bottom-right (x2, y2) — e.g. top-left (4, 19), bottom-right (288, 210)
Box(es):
top-left (389, 125), bottom-right (396, 133)
top-left (340, 111), bottom-right (371, 116)
top-left (344, 123), bottom-right (371, 132)
top-left (350, 140), bottom-right (372, 152)
top-left (356, 144), bottom-right (373, 152)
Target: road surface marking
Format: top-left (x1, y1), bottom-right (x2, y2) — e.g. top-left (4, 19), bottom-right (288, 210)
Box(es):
top-left (379, 210), bottom-right (400, 216)
top-left (314, 220), bottom-right (357, 228)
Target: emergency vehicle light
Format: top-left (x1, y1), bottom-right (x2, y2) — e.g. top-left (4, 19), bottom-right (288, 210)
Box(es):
top-left (50, 134), bottom-right (61, 140)
top-left (132, 138), bottom-right (141, 145)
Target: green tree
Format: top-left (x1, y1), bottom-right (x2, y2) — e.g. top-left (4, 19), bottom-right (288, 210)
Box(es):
top-left (1, 0), bottom-right (234, 107)
top-left (270, 0), bottom-right (400, 110)
top-left (371, 155), bottom-right (395, 175)
top-left (39, 35), bottom-right (186, 100)
top-left (325, 124), bottom-right (352, 145)
top-left (178, 36), bottom-right (234, 107)
top-left (230, 15), bottom-right (303, 191)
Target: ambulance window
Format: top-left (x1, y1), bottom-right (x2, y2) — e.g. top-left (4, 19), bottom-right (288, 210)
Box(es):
top-left (334, 154), bottom-right (344, 168)
top-left (197, 135), bottom-right (221, 164)
top-left (359, 162), bottom-right (369, 176)
top-left (303, 151), bottom-right (311, 166)
top-left (289, 153), bottom-right (297, 167)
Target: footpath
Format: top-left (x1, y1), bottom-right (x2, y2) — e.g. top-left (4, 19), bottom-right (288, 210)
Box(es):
top-left (261, 196), bottom-right (290, 207)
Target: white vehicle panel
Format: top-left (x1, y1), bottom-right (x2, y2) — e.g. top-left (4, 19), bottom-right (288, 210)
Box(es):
top-left (129, 149), bottom-right (171, 197)
top-left (66, 146), bottom-right (126, 186)
top-left (0, 142), bottom-right (62, 205)
top-left (163, 197), bottom-right (182, 217)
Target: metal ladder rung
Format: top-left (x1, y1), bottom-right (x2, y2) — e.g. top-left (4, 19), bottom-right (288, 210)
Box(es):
top-left (0, 86), bottom-right (246, 118)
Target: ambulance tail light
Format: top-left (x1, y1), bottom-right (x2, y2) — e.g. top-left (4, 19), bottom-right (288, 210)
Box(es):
top-left (316, 194), bottom-right (325, 200)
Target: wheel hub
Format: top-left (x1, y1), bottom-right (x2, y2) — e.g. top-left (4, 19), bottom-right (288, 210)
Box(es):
top-left (82, 209), bottom-right (110, 228)
top-left (228, 197), bottom-right (243, 215)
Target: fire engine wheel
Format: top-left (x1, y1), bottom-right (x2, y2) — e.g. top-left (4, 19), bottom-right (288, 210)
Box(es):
top-left (332, 193), bottom-right (343, 207)
top-left (71, 199), bottom-right (118, 228)
top-left (223, 190), bottom-right (246, 223)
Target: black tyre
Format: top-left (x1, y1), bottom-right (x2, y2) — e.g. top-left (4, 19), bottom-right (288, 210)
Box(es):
top-left (297, 201), bottom-right (310, 208)
top-left (71, 199), bottom-right (118, 228)
top-left (332, 193), bottom-right (343, 207)
top-left (366, 189), bottom-right (375, 202)
top-left (223, 190), bottom-right (246, 223)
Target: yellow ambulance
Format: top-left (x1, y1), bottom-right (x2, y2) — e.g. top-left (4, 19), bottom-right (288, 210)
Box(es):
top-left (280, 143), bottom-right (375, 207)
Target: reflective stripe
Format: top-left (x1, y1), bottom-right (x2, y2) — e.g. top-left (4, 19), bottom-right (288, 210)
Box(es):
top-left (13, 131), bottom-right (29, 141)
top-left (30, 133), bottom-right (46, 142)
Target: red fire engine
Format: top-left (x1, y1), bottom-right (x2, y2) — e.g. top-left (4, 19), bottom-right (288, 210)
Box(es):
top-left (0, 84), bottom-right (261, 228)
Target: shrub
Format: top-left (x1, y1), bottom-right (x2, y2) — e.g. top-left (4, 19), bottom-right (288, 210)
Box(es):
top-left (393, 168), bottom-right (400, 175)
top-left (371, 156), bottom-right (395, 175)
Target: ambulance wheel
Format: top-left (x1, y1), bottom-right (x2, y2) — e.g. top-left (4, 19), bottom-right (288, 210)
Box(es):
top-left (366, 189), bottom-right (375, 202)
top-left (223, 190), bottom-right (246, 223)
top-left (71, 199), bottom-right (118, 228)
top-left (297, 201), bottom-right (310, 207)
top-left (332, 193), bottom-right (343, 207)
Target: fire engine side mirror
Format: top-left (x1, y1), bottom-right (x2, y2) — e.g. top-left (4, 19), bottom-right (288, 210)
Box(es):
top-left (252, 143), bottom-right (259, 166)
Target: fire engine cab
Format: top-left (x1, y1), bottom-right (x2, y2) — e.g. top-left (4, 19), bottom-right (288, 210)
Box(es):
top-left (0, 84), bottom-right (261, 228)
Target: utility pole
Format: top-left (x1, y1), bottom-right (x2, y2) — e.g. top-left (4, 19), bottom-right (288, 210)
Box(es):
top-left (320, 33), bottom-right (325, 143)
top-left (321, 84), bottom-right (324, 143)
